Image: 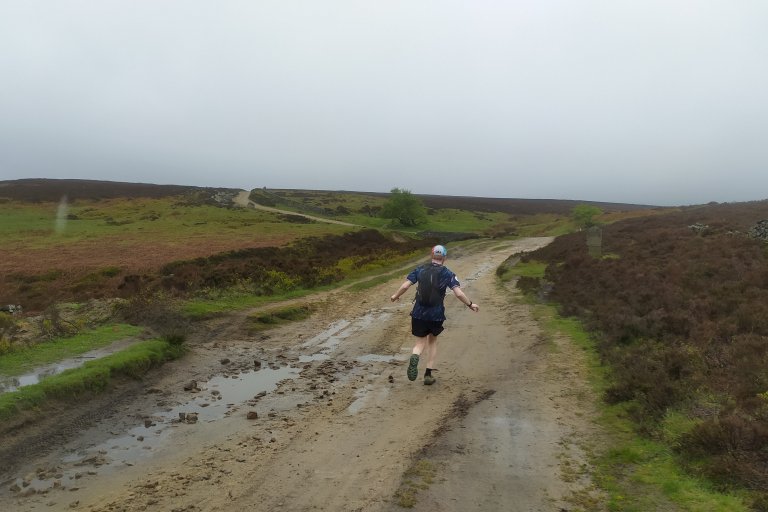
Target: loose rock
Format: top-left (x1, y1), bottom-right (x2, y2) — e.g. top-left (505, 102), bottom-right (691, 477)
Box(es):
top-left (749, 219), bottom-right (768, 241)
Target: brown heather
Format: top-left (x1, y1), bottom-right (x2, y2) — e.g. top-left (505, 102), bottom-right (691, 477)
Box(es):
top-left (522, 200), bottom-right (768, 499)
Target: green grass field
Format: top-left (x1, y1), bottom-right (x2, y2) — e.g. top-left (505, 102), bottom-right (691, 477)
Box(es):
top-left (0, 197), bottom-right (350, 248)
top-left (251, 189), bottom-right (516, 234)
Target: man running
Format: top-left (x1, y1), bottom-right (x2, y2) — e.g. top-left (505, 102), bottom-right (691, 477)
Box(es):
top-left (390, 245), bottom-right (479, 385)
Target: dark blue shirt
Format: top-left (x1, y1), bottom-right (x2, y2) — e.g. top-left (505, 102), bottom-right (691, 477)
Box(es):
top-left (407, 263), bottom-right (461, 322)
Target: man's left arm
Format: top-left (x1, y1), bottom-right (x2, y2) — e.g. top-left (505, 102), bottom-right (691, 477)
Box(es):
top-left (452, 286), bottom-right (479, 312)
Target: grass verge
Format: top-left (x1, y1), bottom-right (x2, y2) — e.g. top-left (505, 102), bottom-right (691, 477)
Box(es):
top-left (182, 288), bottom-right (309, 319)
top-left (497, 257), bottom-right (547, 283)
top-left (248, 305), bottom-right (313, 332)
top-left (182, 249), bottom-right (425, 319)
top-left (0, 338), bottom-right (183, 421)
top-left (534, 304), bottom-right (751, 511)
top-left (0, 324), bottom-right (144, 376)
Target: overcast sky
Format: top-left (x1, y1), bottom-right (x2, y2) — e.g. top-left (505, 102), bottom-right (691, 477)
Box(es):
top-left (1, 1), bottom-right (767, 206)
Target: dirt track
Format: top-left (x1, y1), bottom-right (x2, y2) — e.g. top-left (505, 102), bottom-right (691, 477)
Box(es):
top-left (234, 190), bottom-right (361, 227)
top-left (0, 237), bottom-right (601, 512)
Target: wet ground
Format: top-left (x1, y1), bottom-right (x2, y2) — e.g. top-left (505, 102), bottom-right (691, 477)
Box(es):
top-left (0, 338), bottom-right (142, 394)
top-left (0, 237), bottom-right (603, 511)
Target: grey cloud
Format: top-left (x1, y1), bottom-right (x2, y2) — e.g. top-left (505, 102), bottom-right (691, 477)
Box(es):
top-left (1, 1), bottom-right (767, 206)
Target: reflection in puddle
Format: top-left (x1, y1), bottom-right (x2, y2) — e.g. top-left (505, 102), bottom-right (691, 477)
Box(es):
top-left (0, 339), bottom-right (141, 394)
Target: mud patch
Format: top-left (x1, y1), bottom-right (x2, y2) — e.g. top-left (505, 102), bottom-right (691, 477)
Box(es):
top-left (346, 383), bottom-right (392, 416)
top-left (427, 389), bottom-right (496, 448)
top-left (4, 365), bottom-right (300, 497)
top-left (391, 389), bottom-right (497, 506)
top-left (300, 310), bottom-right (392, 357)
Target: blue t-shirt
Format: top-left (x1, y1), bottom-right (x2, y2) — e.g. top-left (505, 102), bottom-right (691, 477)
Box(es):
top-left (407, 263), bottom-right (461, 322)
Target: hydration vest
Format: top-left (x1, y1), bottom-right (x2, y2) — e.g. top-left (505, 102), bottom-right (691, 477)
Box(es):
top-left (416, 264), bottom-right (444, 307)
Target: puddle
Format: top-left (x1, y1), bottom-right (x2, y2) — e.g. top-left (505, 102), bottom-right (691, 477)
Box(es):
top-left (300, 311), bottom-right (391, 357)
top-left (356, 354), bottom-right (404, 363)
top-left (14, 366), bottom-right (299, 493)
top-left (300, 319), bottom-right (350, 352)
top-left (299, 353), bottom-right (330, 363)
top-left (7, 310), bottom-right (400, 495)
top-left (0, 338), bottom-right (141, 394)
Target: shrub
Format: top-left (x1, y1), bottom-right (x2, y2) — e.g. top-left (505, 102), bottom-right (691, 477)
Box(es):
top-left (0, 312), bottom-right (18, 348)
top-left (116, 292), bottom-right (190, 343)
top-left (519, 200), bottom-right (768, 494)
top-left (679, 410), bottom-right (768, 491)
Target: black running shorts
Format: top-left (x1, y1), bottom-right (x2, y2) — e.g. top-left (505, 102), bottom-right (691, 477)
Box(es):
top-left (411, 317), bottom-right (445, 337)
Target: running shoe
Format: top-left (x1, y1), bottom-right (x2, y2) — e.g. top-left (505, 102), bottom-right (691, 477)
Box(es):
top-left (407, 354), bottom-right (419, 381)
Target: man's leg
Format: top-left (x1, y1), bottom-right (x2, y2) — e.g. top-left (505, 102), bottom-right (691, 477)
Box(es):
top-left (412, 336), bottom-right (427, 356)
top-left (423, 334), bottom-right (438, 385)
top-left (424, 334), bottom-right (438, 368)
top-left (407, 336), bottom-right (427, 381)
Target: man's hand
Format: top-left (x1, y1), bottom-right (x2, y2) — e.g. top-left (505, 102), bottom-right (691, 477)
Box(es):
top-left (469, 303), bottom-right (479, 312)
top-left (390, 295), bottom-right (400, 302)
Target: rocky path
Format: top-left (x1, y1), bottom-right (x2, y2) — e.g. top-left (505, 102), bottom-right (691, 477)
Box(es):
top-left (0, 237), bottom-right (602, 512)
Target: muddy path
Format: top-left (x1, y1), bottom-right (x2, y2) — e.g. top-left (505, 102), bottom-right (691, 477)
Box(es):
top-left (0, 237), bottom-right (602, 512)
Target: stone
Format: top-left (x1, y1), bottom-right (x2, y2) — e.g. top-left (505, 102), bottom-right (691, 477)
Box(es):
top-left (246, 411), bottom-right (258, 420)
top-left (748, 219), bottom-right (768, 241)
top-left (689, 223), bottom-right (710, 234)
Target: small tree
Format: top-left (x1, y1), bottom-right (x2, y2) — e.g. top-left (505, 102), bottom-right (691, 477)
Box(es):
top-left (571, 204), bottom-right (603, 229)
top-left (380, 188), bottom-right (427, 227)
